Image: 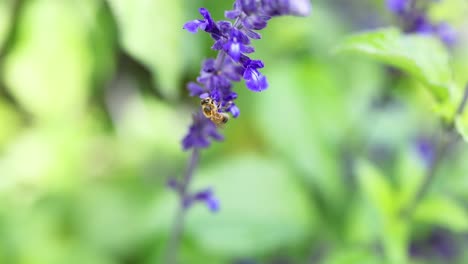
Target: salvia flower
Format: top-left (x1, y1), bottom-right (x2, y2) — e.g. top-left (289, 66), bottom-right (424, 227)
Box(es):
top-left (385, 0), bottom-right (457, 46)
top-left (182, 0), bottom-right (312, 151)
top-left (173, 0), bottom-right (311, 215)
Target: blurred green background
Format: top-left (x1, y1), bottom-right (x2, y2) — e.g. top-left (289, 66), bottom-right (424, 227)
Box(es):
top-left (0, 0), bottom-right (467, 263)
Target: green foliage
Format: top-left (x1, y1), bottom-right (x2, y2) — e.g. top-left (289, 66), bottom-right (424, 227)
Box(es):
top-left (336, 28), bottom-right (454, 103)
top-left (3, 1), bottom-right (102, 121)
top-left (0, 1), bottom-right (467, 263)
top-left (106, 0), bottom-right (184, 99)
top-left (414, 195), bottom-right (468, 232)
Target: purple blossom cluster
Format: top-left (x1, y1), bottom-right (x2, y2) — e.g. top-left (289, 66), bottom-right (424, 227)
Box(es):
top-left (182, 0), bottom-right (312, 151)
top-left (174, 0), bottom-right (311, 213)
top-left (386, 0), bottom-right (456, 46)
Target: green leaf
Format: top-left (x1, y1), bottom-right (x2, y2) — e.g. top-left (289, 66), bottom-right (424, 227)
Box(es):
top-left (429, 0), bottom-right (468, 24)
top-left (3, 1), bottom-right (97, 121)
top-left (186, 155), bottom-right (316, 256)
top-left (0, 99), bottom-right (22, 148)
top-left (323, 248), bottom-right (381, 264)
top-left (395, 151), bottom-right (426, 206)
top-left (414, 195), bottom-right (468, 232)
top-left (153, 155), bottom-right (316, 257)
top-left (106, 0), bottom-right (183, 99)
top-left (356, 159), bottom-right (396, 216)
top-left (356, 159), bottom-right (409, 264)
top-left (0, 0), bottom-right (14, 50)
top-left (336, 28), bottom-right (454, 102)
top-left (254, 61), bottom-right (348, 210)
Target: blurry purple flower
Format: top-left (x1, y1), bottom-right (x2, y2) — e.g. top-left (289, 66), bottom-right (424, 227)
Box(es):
top-left (386, 0), bottom-right (408, 14)
top-left (386, 0), bottom-right (457, 47)
top-left (435, 23), bottom-right (457, 46)
top-left (415, 137), bottom-right (435, 167)
top-left (409, 228), bottom-right (458, 261)
top-left (182, 112), bottom-right (224, 150)
top-left (412, 15), bottom-right (433, 34)
top-left (193, 188), bottom-right (220, 212)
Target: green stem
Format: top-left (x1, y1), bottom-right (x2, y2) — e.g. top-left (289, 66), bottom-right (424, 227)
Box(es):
top-left (165, 149), bottom-right (200, 264)
top-left (403, 84), bottom-right (468, 217)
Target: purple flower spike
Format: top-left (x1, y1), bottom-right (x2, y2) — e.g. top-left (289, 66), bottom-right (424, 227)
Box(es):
top-left (182, 112), bottom-right (224, 150)
top-left (182, 1), bottom-right (310, 146)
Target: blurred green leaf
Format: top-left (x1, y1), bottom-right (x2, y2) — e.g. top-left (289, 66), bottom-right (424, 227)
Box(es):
top-left (336, 28), bottom-right (455, 102)
top-left (356, 159), bottom-right (396, 215)
top-left (3, 1), bottom-right (96, 121)
top-left (429, 0), bottom-right (468, 24)
top-left (254, 60), bottom-right (348, 211)
top-left (324, 248), bottom-right (380, 264)
top-left (106, 0), bottom-right (183, 99)
top-left (413, 195), bottom-right (468, 232)
top-left (0, 0), bottom-right (14, 50)
top-left (112, 91), bottom-right (187, 168)
top-left (150, 156), bottom-right (316, 258)
top-left (176, 155), bottom-right (315, 257)
top-left (395, 151), bottom-right (426, 206)
top-left (0, 99), bottom-right (22, 148)
top-left (356, 159), bottom-right (409, 264)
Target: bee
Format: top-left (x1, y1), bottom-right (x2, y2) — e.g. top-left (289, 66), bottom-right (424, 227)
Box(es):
top-left (201, 97), bottom-right (230, 126)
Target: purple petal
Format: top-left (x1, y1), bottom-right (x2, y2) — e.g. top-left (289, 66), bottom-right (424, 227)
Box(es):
top-left (183, 20), bottom-right (204, 33)
top-left (436, 23), bottom-right (457, 46)
top-left (245, 69), bottom-right (268, 92)
top-left (206, 196), bottom-right (220, 212)
top-left (225, 42), bottom-right (242, 62)
top-left (230, 104), bottom-right (240, 118)
top-left (212, 39), bottom-right (225, 50)
top-left (287, 0), bottom-right (312, 17)
top-left (240, 0), bottom-right (258, 14)
top-left (217, 21), bottom-right (233, 33)
top-left (225, 10), bottom-right (241, 19)
top-left (243, 29), bottom-right (262, 39)
top-left (187, 82), bottom-right (205, 96)
top-left (242, 15), bottom-right (269, 30)
top-left (194, 188), bottom-right (214, 200)
top-left (261, 0), bottom-right (311, 17)
top-left (241, 45), bottom-right (255, 53)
